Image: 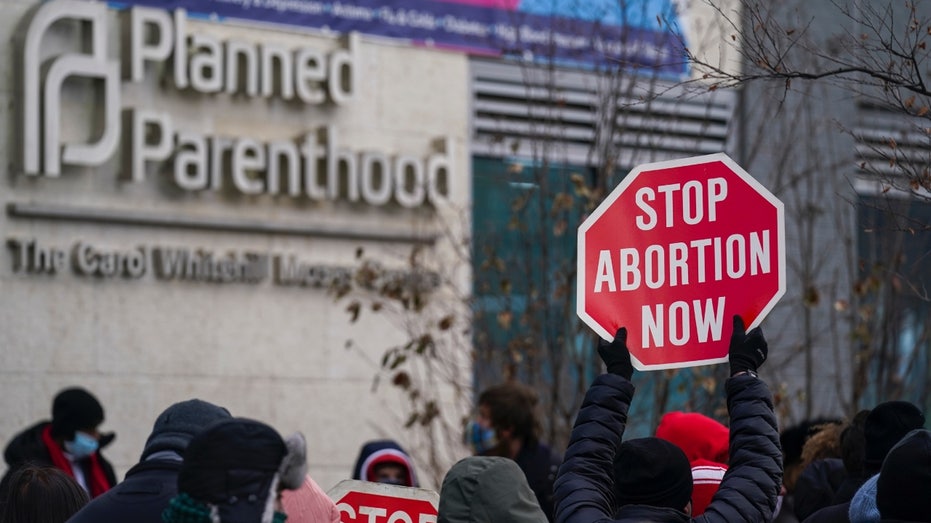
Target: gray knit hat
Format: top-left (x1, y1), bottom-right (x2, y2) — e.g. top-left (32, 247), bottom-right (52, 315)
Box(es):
top-left (141, 399), bottom-right (231, 460)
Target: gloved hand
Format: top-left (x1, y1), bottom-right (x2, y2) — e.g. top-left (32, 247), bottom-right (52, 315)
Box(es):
top-left (598, 327), bottom-right (634, 380)
top-left (729, 315), bottom-right (768, 376)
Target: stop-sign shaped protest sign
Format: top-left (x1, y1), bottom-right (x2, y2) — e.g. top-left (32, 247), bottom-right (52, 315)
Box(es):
top-left (327, 479), bottom-right (438, 523)
top-left (577, 153), bottom-right (785, 370)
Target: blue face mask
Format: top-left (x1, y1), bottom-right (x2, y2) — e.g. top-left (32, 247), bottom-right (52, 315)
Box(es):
top-left (64, 431), bottom-right (99, 459)
top-left (464, 420), bottom-right (497, 454)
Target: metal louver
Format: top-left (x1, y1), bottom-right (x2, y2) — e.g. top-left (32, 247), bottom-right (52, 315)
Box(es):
top-left (470, 57), bottom-right (736, 167)
top-left (855, 100), bottom-right (931, 188)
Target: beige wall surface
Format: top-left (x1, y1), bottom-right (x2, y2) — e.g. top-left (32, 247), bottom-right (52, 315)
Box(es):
top-left (675, 0), bottom-right (743, 78)
top-left (1, 0), bottom-right (471, 491)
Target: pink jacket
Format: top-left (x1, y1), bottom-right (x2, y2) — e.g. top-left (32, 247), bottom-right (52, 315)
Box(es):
top-left (281, 475), bottom-right (341, 523)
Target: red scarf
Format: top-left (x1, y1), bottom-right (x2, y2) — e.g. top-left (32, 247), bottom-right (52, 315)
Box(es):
top-left (41, 424), bottom-right (111, 497)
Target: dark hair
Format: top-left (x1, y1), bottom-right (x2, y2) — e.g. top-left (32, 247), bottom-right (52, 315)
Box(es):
top-left (780, 417), bottom-right (841, 492)
top-left (840, 409), bottom-right (871, 476)
top-left (0, 466), bottom-right (89, 523)
top-left (478, 382), bottom-right (540, 444)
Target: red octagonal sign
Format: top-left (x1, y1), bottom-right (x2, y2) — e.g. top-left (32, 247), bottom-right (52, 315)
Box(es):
top-left (577, 153), bottom-right (785, 370)
top-left (329, 480), bottom-right (438, 523)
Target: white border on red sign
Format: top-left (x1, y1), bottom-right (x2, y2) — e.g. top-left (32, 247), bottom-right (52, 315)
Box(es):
top-left (576, 152), bottom-right (787, 371)
top-left (326, 479), bottom-right (440, 508)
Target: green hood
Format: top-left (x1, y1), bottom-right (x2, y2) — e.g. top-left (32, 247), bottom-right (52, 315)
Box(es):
top-left (438, 456), bottom-right (548, 523)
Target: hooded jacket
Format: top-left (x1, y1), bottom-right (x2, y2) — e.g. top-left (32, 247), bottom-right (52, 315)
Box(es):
top-left (439, 456), bottom-right (547, 523)
top-left (554, 373), bottom-right (782, 523)
top-left (1, 421), bottom-right (117, 502)
top-left (352, 440), bottom-right (418, 487)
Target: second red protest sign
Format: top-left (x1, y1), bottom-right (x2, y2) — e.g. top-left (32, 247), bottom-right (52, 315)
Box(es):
top-left (328, 479), bottom-right (438, 523)
top-left (577, 153), bottom-right (785, 370)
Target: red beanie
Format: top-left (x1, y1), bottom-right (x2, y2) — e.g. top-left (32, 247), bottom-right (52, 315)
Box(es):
top-left (656, 411), bottom-right (729, 464)
top-left (656, 412), bottom-right (731, 516)
top-left (690, 459), bottom-right (728, 515)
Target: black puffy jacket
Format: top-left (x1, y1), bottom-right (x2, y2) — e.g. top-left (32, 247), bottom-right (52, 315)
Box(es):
top-left (554, 373), bottom-right (782, 523)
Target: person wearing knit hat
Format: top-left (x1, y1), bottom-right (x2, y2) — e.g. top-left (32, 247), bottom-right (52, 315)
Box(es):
top-left (67, 399), bottom-right (232, 523)
top-left (614, 438), bottom-right (693, 511)
top-left (0, 387), bottom-right (117, 506)
top-left (817, 407), bottom-right (929, 523)
top-left (162, 417), bottom-right (308, 523)
top-left (863, 401), bottom-right (925, 474)
top-left (876, 429), bottom-right (931, 522)
top-left (655, 412), bottom-right (731, 516)
top-left (797, 401), bottom-right (928, 523)
top-left (554, 315), bottom-right (783, 523)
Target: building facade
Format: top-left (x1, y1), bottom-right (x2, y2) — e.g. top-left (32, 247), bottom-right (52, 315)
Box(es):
top-left (1, 0), bottom-right (470, 489)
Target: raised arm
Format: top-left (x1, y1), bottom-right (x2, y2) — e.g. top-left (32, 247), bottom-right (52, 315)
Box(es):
top-left (553, 328), bottom-right (634, 523)
top-left (697, 316), bottom-right (783, 523)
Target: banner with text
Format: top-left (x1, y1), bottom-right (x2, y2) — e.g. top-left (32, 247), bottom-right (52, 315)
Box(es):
top-left (103, 0), bottom-right (688, 75)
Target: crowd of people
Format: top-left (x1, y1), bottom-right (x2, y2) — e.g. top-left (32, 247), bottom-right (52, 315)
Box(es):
top-left (1, 315), bottom-right (928, 523)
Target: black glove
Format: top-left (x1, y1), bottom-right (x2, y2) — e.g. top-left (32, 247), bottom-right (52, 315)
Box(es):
top-left (729, 315), bottom-right (768, 376)
top-left (598, 327), bottom-right (634, 380)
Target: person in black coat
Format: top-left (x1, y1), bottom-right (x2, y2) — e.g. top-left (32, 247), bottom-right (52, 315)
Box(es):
top-left (66, 399), bottom-right (231, 523)
top-left (475, 382), bottom-right (562, 522)
top-left (554, 315), bottom-right (783, 523)
top-left (161, 417), bottom-right (308, 523)
top-left (1, 388), bottom-right (117, 504)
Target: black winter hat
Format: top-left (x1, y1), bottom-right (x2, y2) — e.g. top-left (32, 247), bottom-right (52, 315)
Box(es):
top-left (141, 399), bottom-right (232, 460)
top-left (614, 437), bottom-right (693, 511)
top-left (864, 401), bottom-right (925, 471)
top-left (178, 418), bottom-right (287, 522)
top-left (876, 429), bottom-right (931, 521)
top-left (50, 387), bottom-right (105, 440)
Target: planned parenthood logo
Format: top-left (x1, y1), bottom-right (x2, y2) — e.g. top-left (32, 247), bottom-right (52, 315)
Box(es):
top-left (13, 1), bottom-right (452, 207)
top-left (20, 0), bottom-right (120, 177)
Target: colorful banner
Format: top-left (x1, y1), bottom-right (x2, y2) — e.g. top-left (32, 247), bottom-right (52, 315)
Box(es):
top-left (109, 0), bottom-right (688, 75)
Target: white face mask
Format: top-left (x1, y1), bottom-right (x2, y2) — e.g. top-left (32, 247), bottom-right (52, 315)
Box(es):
top-left (773, 495), bottom-right (784, 519)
